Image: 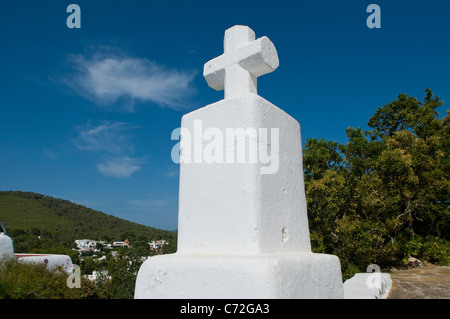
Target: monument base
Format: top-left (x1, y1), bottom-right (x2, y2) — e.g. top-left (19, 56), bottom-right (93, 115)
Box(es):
top-left (134, 252), bottom-right (344, 299)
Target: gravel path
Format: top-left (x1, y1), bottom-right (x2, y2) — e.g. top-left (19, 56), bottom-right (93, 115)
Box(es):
top-left (387, 266), bottom-right (450, 299)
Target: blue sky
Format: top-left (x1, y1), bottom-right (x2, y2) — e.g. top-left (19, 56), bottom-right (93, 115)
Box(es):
top-left (1, 1), bottom-right (449, 231)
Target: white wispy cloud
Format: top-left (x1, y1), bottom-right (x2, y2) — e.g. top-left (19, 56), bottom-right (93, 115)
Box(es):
top-left (66, 49), bottom-right (197, 111)
top-left (74, 121), bottom-right (138, 154)
top-left (74, 121), bottom-right (144, 178)
top-left (97, 157), bottom-right (144, 178)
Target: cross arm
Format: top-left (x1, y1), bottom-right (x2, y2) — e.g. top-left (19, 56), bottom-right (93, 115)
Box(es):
top-left (203, 37), bottom-right (279, 92)
top-left (204, 55), bottom-right (226, 91)
top-left (203, 25), bottom-right (279, 97)
top-left (237, 36), bottom-right (279, 77)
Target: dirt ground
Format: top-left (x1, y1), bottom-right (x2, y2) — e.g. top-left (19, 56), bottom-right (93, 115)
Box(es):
top-left (387, 265), bottom-right (450, 299)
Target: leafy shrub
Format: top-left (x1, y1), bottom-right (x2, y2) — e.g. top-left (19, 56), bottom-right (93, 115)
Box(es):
top-left (0, 259), bottom-right (112, 299)
top-left (420, 236), bottom-right (450, 265)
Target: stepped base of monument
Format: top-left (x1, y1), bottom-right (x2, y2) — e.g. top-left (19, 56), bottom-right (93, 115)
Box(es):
top-left (134, 252), bottom-right (344, 299)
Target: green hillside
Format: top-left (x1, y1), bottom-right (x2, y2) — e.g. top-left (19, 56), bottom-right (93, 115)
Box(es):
top-left (0, 191), bottom-right (177, 253)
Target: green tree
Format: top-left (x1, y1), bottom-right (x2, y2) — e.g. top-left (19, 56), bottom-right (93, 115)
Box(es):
top-left (0, 259), bottom-right (111, 299)
top-left (305, 88), bottom-right (449, 279)
top-left (367, 89), bottom-right (448, 239)
top-left (106, 250), bottom-right (143, 299)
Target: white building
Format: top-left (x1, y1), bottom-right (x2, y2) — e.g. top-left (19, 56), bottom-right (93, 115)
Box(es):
top-left (75, 239), bottom-right (98, 251)
top-left (113, 239), bottom-right (130, 247)
top-left (149, 240), bottom-right (168, 250)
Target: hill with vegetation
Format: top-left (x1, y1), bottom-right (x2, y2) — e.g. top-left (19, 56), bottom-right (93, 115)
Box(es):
top-left (0, 191), bottom-right (177, 255)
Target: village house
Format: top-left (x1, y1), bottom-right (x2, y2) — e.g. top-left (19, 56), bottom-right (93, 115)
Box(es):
top-left (74, 239), bottom-right (99, 252)
top-left (149, 239), bottom-right (168, 250)
top-left (113, 238), bottom-right (131, 248)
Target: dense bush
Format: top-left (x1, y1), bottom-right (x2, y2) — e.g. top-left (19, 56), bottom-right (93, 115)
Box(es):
top-left (0, 258), bottom-right (112, 299)
top-left (305, 88), bottom-right (449, 279)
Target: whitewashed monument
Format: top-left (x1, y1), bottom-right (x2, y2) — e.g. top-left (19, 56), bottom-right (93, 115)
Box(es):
top-left (0, 223), bottom-right (73, 273)
top-left (0, 232), bottom-right (14, 260)
top-left (135, 25), bottom-right (344, 298)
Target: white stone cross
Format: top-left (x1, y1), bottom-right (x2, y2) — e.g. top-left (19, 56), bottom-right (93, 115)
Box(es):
top-left (204, 25), bottom-right (279, 99)
top-left (135, 25), bottom-right (344, 299)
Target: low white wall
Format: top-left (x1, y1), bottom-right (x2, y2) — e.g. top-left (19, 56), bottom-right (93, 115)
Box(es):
top-left (15, 254), bottom-right (73, 274)
top-left (343, 273), bottom-right (392, 299)
top-left (0, 233), bottom-right (14, 259)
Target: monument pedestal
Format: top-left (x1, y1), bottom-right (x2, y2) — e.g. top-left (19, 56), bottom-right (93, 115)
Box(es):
top-left (177, 94), bottom-right (311, 255)
top-left (135, 252), bottom-right (342, 299)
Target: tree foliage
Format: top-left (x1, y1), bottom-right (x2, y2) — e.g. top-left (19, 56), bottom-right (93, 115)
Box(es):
top-left (0, 258), bottom-right (112, 299)
top-left (305, 88), bottom-right (449, 279)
